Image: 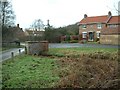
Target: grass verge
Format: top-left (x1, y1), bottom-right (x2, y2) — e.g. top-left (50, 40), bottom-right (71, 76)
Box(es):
top-left (2, 55), bottom-right (59, 88)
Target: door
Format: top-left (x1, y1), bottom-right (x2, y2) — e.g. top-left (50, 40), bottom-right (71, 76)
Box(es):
top-left (89, 32), bottom-right (94, 41)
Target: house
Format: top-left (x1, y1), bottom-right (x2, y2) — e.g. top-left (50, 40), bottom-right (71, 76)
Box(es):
top-left (24, 29), bottom-right (44, 37)
top-left (2, 24), bottom-right (25, 46)
top-left (78, 11), bottom-right (120, 45)
top-left (100, 16), bottom-right (120, 45)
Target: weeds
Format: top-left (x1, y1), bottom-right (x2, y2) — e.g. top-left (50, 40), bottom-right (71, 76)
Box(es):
top-left (2, 47), bottom-right (119, 88)
top-left (55, 53), bottom-right (119, 88)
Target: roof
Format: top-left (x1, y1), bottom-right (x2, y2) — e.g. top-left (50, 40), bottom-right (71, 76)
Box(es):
top-left (107, 16), bottom-right (120, 24)
top-left (79, 15), bottom-right (120, 24)
top-left (80, 15), bottom-right (109, 24)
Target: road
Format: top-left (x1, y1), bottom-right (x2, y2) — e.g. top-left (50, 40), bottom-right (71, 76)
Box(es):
top-left (0, 48), bottom-right (25, 62)
top-left (49, 43), bottom-right (119, 48)
top-left (0, 43), bottom-right (119, 62)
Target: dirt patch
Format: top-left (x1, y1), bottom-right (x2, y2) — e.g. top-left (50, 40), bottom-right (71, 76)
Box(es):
top-left (54, 53), bottom-right (119, 88)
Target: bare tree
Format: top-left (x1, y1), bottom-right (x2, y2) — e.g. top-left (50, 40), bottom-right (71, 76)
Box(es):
top-left (0, 0), bottom-right (16, 28)
top-left (30, 19), bottom-right (45, 31)
top-left (113, 1), bottom-right (120, 15)
top-left (107, 0), bottom-right (120, 15)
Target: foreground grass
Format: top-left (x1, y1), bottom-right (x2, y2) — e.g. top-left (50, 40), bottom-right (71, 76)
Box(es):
top-left (2, 47), bottom-right (119, 88)
top-left (2, 55), bottom-right (59, 88)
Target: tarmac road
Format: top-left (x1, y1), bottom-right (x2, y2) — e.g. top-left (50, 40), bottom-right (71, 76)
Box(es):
top-left (49, 43), bottom-right (119, 48)
top-left (0, 48), bottom-right (25, 62)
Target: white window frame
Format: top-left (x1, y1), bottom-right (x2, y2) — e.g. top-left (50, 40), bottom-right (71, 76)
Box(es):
top-left (97, 23), bottom-right (102, 29)
top-left (108, 24), bottom-right (118, 28)
top-left (82, 32), bottom-right (87, 38)
top-left (96, 31), bottom-right (100, 38)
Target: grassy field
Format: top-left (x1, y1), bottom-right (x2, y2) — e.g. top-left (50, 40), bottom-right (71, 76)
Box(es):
top-left (2, 55), bottom-right (59, 88)
top-left (2, 47), bottom-right (119, 88)
top-left (48, 47), bottom-right (119, 59)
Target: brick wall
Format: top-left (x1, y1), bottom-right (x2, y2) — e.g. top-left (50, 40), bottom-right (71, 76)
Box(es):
top-left (25, 41), bottom-right (48, 55)
top-left (101, 26), bottom-right (120, 35)
top-left (79, 24), bottom-right (106, 41)
top-left (79, 24), bottom-right (106, 34)
top-left (100, 35), bottom-right (120, 45)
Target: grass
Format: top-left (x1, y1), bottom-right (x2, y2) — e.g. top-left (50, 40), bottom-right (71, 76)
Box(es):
top-left (2, 47), bottom-right (119, 88)
top-left (47, 47), bottom-right (118, 58)
top-left (2, 55), bottom-right (59, 88)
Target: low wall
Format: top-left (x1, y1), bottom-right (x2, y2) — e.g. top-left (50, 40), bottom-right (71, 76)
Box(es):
top-left (25, 41), bottom-right (48, 55)
top-left (100, 35), bottom-right (120, 45)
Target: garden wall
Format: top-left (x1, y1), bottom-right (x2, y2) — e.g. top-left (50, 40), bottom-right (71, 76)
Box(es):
top-left (100, 35), bottom-right (120, 45)
top-left (25, 41), bottom-right (48, 55)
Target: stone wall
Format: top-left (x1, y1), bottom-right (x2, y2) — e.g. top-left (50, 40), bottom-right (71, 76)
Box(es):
top-left (100, 35), bottom-right (120, 45)
top-left (25, 41), bottom-right (48, 55)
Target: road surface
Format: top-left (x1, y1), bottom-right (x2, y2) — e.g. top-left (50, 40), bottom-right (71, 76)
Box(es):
top-left (49, 43), bottom-right (119, 48)
top-left (0, 48), bottom-right (25, 62)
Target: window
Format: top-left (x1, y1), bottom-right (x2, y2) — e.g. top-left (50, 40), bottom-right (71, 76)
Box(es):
top-left (82, 25), bottom-right (87, 29)
top-left (82, 32), bottom-right (87, 38)
top-left (97, 24), bottom-right (102, 29)
top-left (108, 24), bottom-right (118, 28)
top-left (96, 31), bottom-right (100, 38)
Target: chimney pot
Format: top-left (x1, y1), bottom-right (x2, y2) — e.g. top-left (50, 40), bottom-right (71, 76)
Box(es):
top-left (108, 11), bottom-right (112, 17)
top-left (17, 24), bottom-right (19, 28)
top-left (84, 14), bottom-right (87, 18)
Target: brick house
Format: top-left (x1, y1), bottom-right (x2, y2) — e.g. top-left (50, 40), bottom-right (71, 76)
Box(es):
top-left (24, 29), bottom-right (44, 37)
top-left (100, 16), bottom-right (120, 45)
top-left (78, 11), bottom-right (120, 45)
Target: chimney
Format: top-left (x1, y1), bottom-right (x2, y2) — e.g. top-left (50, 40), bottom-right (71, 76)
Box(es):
top-left (84, 14), bottom-right (87, 18)
top-left (108, 11), bottom-right (112, 17)
top-left (17, 24), bottom-right (19, 28)
top-left (47, 19), bottom-right (50, 26)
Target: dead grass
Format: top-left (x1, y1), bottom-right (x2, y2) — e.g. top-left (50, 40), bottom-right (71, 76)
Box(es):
top-left (54, 53), bottom-right (119, 88)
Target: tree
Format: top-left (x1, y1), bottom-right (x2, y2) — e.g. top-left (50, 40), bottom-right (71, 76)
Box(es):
top-left (107, 0), bottom-right (120, 15)
top-left (0, 0), bottom-right (16, 28)
top-left (113, 1), bottom-right (120, 15)
top-left (30, 19), bottom-right (45, 31)
top-left (44, 27), bottom-right (62, 43)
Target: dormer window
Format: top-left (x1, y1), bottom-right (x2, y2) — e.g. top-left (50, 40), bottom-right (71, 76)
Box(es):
top-left (82, 24), bottom-right (87, 29)
top-left (97, 24), bottom-right (102, 29)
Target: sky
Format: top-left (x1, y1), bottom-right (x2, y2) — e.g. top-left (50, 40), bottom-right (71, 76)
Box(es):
top-left (11, 0), bottom-right (119, 29)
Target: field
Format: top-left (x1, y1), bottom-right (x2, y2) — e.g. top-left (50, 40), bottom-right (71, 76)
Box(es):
top-left (1, 47), bottom-right (119, 88)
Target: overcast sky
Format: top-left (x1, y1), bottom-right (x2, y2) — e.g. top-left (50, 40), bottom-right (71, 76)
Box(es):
top-left (12, 0), bottom-right (119, 29)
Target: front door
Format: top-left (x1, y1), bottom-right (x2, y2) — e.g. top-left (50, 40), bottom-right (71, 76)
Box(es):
top-left (88, 32), bottom-right (94, 41)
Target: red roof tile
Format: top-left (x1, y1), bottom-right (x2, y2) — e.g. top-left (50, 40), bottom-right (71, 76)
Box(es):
top-left (80, 15), bottom-right (109, 24)
top-left (108, 16), bottom-right (120, 24)
top-left (80, 15), bottom-right (120, 24)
